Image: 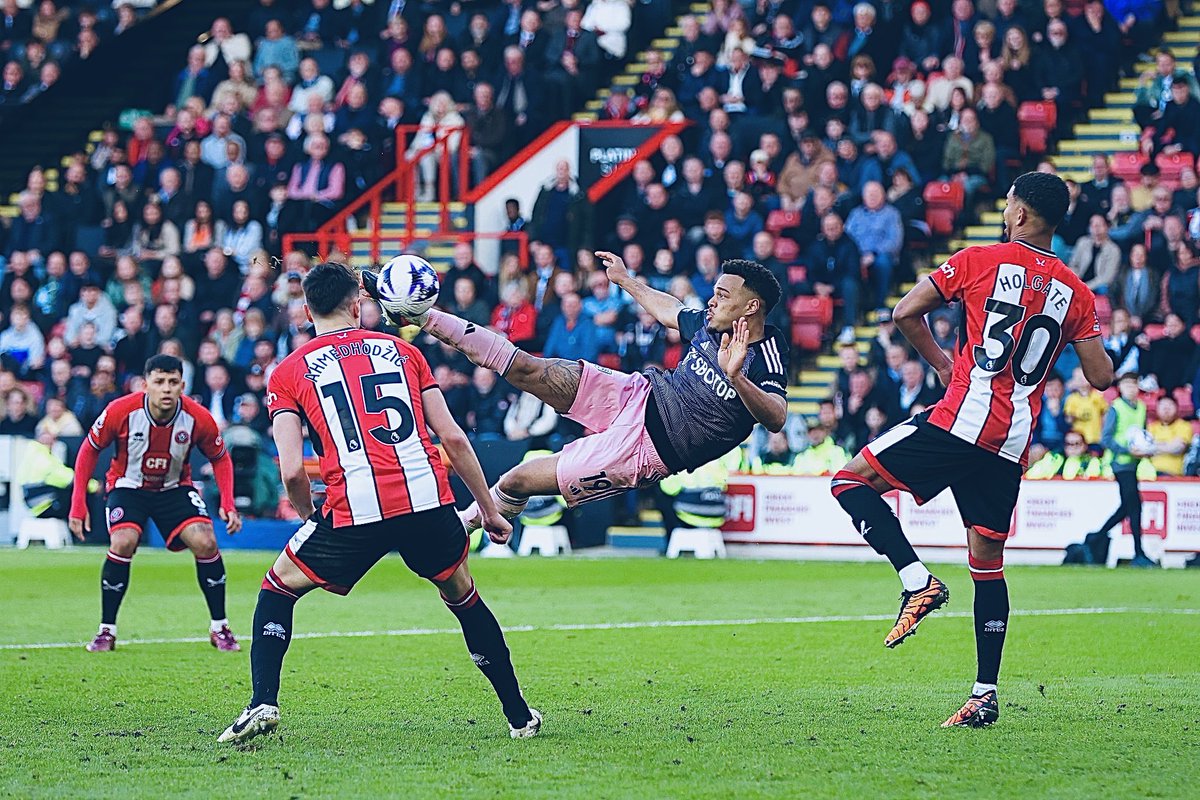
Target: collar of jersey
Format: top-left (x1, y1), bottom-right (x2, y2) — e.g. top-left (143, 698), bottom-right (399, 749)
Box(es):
top-left (1014, 239), bottom-right (1056, 258)
top-left (143, 396), bottom-right (182, 427)
top-left (316, 325), bottom-right (357, 338)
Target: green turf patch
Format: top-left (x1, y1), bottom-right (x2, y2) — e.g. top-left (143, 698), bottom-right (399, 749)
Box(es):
top-left (1, 550), bottom-right (1197, 798)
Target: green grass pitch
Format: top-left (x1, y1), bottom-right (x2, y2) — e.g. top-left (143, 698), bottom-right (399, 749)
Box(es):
top-left (1, 549), bottom-right (1197, 799)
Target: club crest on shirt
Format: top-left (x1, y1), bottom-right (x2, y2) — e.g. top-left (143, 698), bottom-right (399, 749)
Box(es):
top-left (109, 507), bottom-right (124, 523)
top-left (175, 430), bottom-right (190, 444)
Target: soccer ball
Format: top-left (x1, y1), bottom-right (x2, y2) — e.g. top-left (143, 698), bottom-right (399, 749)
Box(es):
top-left (1126, 428), bottom-right (1156, 457)
top-left (371, 254), bottom-right (440, 321)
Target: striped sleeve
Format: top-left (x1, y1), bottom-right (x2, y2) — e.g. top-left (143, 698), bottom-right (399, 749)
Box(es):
top-left (751, 332), bottom-right (790, 397)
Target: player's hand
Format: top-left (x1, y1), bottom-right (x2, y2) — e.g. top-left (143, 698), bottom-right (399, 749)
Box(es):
top-left (596, 250), bottom-right (630, 285)
top-left (69, 513), bottom-right (89, 540)
top-left (220, 508), bottom-right (242, 535)
top-left (719, 317), bottom-right (750, 378)
top-left (482, 510), bottom-right (513, 545)
top-left (936, 364), bottom-right (953, 387)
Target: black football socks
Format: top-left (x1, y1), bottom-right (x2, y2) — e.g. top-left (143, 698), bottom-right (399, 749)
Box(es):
top-left (444, 581), bottom-right (532, 728)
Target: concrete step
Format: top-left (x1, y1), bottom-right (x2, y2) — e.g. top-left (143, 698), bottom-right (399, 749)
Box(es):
top-left (1072, 124), bottom-right (1141, 140)
top-left (1055, 139), bottom-right (1137, 154)
top-left (1089, 107), bottom-right (1134, 122)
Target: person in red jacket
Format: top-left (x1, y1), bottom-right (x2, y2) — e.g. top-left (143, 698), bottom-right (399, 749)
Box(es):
top-left (69, 354), bottom-right (242, 653)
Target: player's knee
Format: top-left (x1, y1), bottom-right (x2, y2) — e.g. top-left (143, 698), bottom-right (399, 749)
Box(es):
top-left (109, 532), bottom-right (139, 558)
top-left (830, 469), bottom-right (872, 499)
top-left (186, 528), bottom-right (219, 559)
top-left (496, 470), bottom-right (531, 498)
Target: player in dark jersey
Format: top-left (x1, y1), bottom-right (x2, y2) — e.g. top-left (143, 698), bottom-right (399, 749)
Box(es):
top-left (68, 355), bottom-right (243, 652)
top-left (219, 262), bottom-right (540, 744)
top-left (829, 172), bottom-right (1115, 727)
top-left (364, 254), bottom-right (789, 532)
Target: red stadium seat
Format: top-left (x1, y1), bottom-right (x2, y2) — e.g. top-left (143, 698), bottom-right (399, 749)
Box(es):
top-left (1156, 151), bottom-right (1193, 182)
top-left (1017, 101), bottom-right (1057, 156)
top-left (1173, 387), bottom-right (1195, 419)
top-left (1144, 323), bottom-right (1166, 340)
top-left (773, 237), bottom-right (800, 263)
top-left (787, 264), bottom-right (807, 287)
top-left (597, 354), bottom-right (621, 371)
top-left (789, 295), bottom-right (833, 327)
top-left (791, 322), bottom-right (825, 351)
top-left (1111, 151), bottom-right (1148, 183)
top-left (926, 206), bottom-right (957, 237)
top-left (923, 180), bottom-right (965, 212)
top-left (766, 209), bottom-right (801, 234)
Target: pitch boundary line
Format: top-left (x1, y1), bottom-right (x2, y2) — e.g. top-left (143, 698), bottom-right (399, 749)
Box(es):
top-left (1, 607), bottom-right (1196, 652)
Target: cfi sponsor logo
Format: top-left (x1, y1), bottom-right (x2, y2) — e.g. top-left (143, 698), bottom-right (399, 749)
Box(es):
top-left (262, 622), bottom-right (287, 639)
top-left (983, 620), bottom-right (1006, 633)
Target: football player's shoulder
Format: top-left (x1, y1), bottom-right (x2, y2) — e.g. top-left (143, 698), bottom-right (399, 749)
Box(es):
top-left (180, 393), bottom-right (214, 421)
top-left (109, 391), bottom-right (144, 417)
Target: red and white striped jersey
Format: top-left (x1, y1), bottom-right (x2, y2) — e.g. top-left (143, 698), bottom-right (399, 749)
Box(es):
top-left (265, 326), bottom-right (454, 527)
top-left (88, 394), bottom-right (227, 492)
top-left (927, 240), bottom-right (1101, 465)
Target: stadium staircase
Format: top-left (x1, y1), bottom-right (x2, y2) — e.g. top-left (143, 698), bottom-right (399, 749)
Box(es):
top-left (0, 0), bottom-right (247, 210)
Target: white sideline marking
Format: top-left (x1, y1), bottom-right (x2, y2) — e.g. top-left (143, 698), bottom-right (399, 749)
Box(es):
top-left (1, 607), bottom-right (1196, 652)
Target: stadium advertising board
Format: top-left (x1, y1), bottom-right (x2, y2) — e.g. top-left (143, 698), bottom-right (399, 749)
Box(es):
top-left (723, 476), bottom-right (1200, 562)
top-left (577, 125), bottom-right (663, 187)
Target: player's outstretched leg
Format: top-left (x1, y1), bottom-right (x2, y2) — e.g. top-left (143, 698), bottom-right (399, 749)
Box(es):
top-left (421, 309), bottom-right (583, 413)
top-left (944, 530), bottom-right (1007, 728)
top-left (458, 453), bottom-right (560, 533)
top-left (436, 562), bottom-right (540, 738)
top-left (830, 462), bottom-right (947, 648)
top-left (179, 523), bottom-right (239, 651)
top-left (88, 529), bottom-right (138, 652)
top-left (219, 563), bottom-right (313, 744)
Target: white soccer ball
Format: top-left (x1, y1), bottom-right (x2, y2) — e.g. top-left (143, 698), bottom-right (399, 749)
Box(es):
top-left (1126, 428), bottom-right (1156, 457)
top-left (374, 254), bottom-right (440, 319)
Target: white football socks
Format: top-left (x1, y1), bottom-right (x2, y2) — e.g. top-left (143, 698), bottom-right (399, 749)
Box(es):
top-left (898, 562), bottom-right (932, 592)
top-left (210, 618), bottom-right (229, 633)
top-left (973, 682), bottom-right (998, 697)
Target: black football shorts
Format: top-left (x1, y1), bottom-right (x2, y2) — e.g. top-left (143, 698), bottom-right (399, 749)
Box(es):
top-left (284, 504), bottom-right (468, 594)
top-left (861, 410), bottom-right (1023, 539)
top-left (106, 486), bottom-right (213, 551)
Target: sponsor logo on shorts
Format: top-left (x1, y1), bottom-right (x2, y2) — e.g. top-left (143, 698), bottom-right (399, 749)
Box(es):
top-left (262, 622), bottom-right (287, 639)
top-left (109, 507), bottom-right (124, 523)
top-left (175, 431), bottom-right (190, 444)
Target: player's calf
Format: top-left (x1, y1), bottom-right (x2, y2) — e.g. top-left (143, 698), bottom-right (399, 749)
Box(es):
top-left (89, 535), bottom-right (137, 652)
top-left (440, 573), bottom-right (537, 734)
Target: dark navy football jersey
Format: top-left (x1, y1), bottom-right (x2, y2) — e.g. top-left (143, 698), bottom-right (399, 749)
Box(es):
top-left (643, 307), bottom-right (789, 472)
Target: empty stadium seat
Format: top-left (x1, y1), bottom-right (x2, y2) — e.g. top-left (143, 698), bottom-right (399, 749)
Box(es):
top-left (786, 264), bottom-right (807, 288)
top-left (773, 237), bottom-right (800, 263)
top-left (923, 180), bottom-right (964, 237)
top-left (1017, 101), bottom-right (1057, 156)
top-left (1173, 387), bottom-right (1195, 419)
top-left (791, 322), bottom-right (825, 351)
top-left (766, 209), bottom-right (801, 234)
top-left (790, 295), bottom-right (833, 327)
top-left (1155, 151), bottom-right (1193, 183)
top-left (1111, 151), bottom-right (1148, 183)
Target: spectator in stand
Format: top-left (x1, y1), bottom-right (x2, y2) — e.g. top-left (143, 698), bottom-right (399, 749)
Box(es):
top-left (1146, 77), bottom-right (1200, 156)
top-left (1064, 365), bottom-right (1109, 446)
top-left (446, 278), bottom-right (492, 329)
top-left (845, 181), bottom-right (902, 315)
top-left (0, 387), bottom-right (36, 438)
top-left (530, 161), bottom-right (590, 271)
top-left (495, 46), bottom-right (543, 149)
top-left (170, 45), bottom-right (216, 114)
top-left (407, 91), bottom-right (464, 202)
top-left (286, 133), bottom-right (344, 229)
top-left (6, 192), bottom-right (56, 262)
top-left (464, 365), bottom-right (513, 439)
top-left (1036, 373), bottom-right (1070, 452)
top-left (1133, 48), bottom-right (1199, 129)
top-left (491, 283), bottom-right (538, 350)
top-left (1138, 312), bottom-right (1196, 393)
top-left (1149, 395), bottom-right (1193, 477)
top-left (941, 107), bottom-right (994, 212)
top-left (466, 83), bottom-right (508, 186)
top-left (254, 18), bottom-right (300, 82)
top-left (1081, 154), bottom-right (1123, 215)
top-left (1068, 215), bottom-right (1120, 294)
top-left (63, 281), bottom-right (115, 347)
top-left (805, 211), bottom-right (861, 345)
top-left (0, 304), bottom-right (44, 376)
top-left (1104, 307), bottom-right (1142, 376)
top-left (924, 56), bottom-right (972, 113)
top-left (547, 8), bottom-right (601, 120)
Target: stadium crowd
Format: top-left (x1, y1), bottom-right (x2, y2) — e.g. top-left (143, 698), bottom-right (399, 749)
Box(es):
top-left (0, 1), bottom-right (166, 116)
top-left (0, 0), bottom-right (1199, 526)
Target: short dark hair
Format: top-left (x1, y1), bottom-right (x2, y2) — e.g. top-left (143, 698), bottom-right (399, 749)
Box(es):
top-left (1012, 171), bottom-right (1069, 229)
top-left (303, 262), bottom-right (360, 317)
top-left (1117, 372), bottom-right (1139, 385)
top-left (722, 258), bottom-right (781, 314)
top-left (145, 354), bottom-right (183, 376)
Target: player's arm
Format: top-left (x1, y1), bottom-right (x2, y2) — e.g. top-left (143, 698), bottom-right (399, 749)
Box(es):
top-left (719, 318), bottom-right (788, 433)
top-left (68, 439), bottom-right (102, 540)
top-left (892, 278), bottom-right (955, 386)
top-left (1074, 333), bottom-right (1115, 391)
top-left (273, 412), bottom-right (316, 520)
top-left (421, 386), bottom-right (513, 544)
top-left (596, 250), bottom-right (683, 330)
top-left (197, 416), bottom-right (242, 533)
